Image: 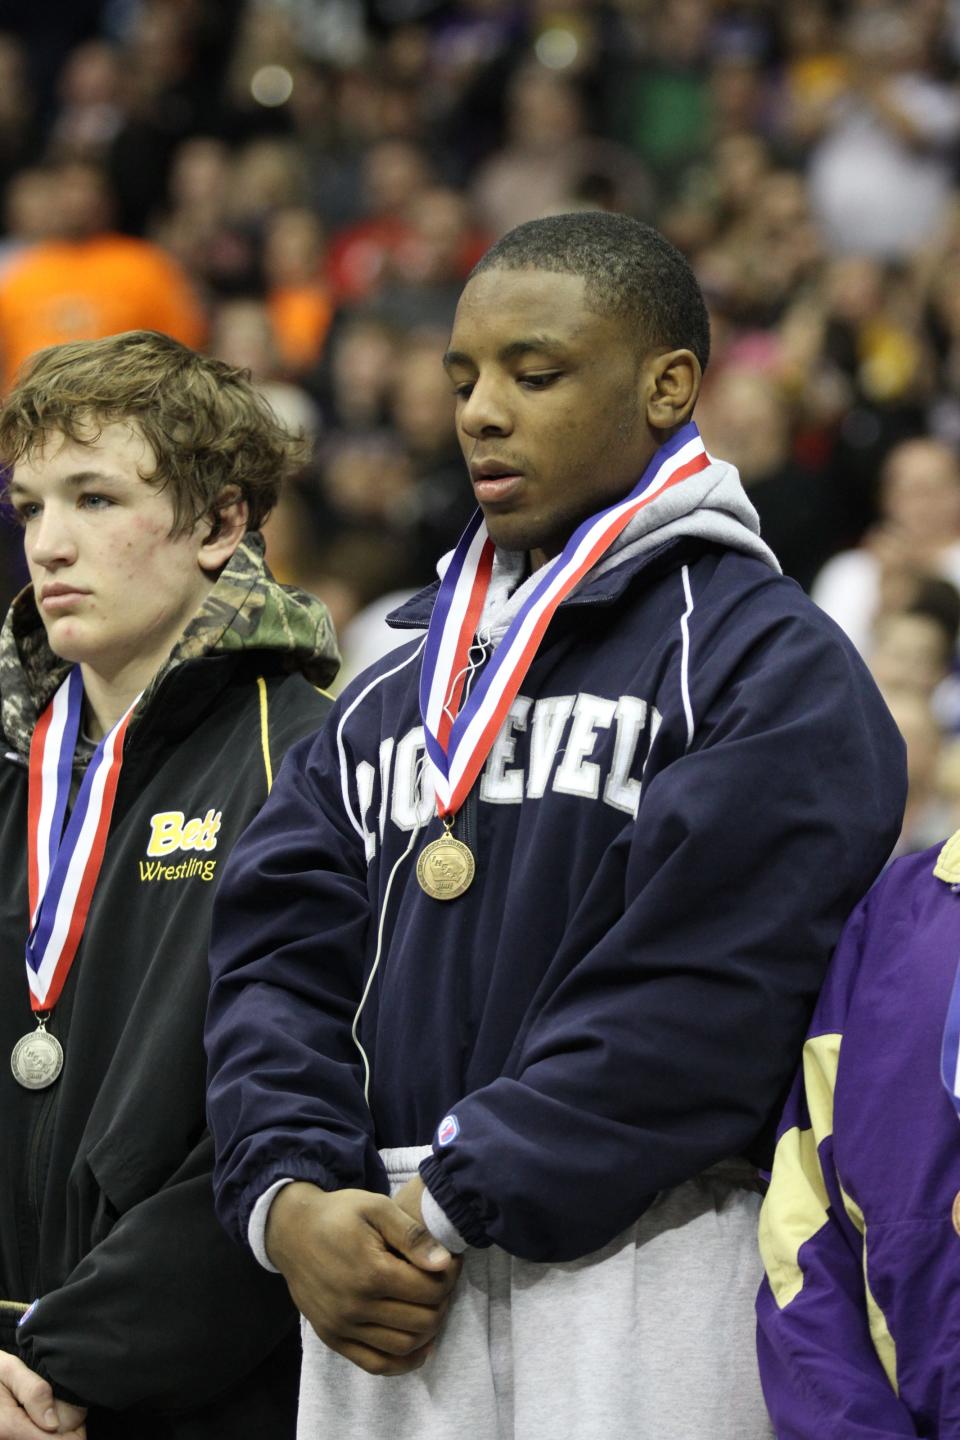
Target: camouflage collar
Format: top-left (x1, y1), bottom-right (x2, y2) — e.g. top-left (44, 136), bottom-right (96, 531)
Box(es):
top-left (0, 588), bottom-right (72, 759)
top-left (0, 533), bottom-right (339, 757)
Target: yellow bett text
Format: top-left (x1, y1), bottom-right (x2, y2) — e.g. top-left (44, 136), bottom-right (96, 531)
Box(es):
top-left (146, 808), bottom-right (222, 856)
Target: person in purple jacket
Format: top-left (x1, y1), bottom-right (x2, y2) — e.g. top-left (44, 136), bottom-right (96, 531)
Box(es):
top-left (205, 212), bottom-right (906, 1440)
top-left (758, 829), bottom-right (960, 1436)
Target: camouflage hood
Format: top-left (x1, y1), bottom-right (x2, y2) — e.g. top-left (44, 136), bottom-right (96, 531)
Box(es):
top-left (0, 532), bottom-right (339, 757)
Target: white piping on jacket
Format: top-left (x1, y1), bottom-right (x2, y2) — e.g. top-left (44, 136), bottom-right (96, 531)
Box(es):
top-left (336, 637), bottom-right (426, 841)
top-left (352, 754), bottom-right (427, 1104)
top-left (679, 564), bottom-right (695, 750)
top-left (334, 639), bottom-right (429, 1103)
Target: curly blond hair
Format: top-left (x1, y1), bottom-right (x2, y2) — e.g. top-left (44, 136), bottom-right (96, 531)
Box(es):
top-left (0, 330), bottom-right (305, 533)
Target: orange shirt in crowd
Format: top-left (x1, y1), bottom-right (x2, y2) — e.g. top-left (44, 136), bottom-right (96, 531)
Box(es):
top-left (267, 284), bottom-right (333, 375)
top-left (0, 233), bottom-right (206, 389)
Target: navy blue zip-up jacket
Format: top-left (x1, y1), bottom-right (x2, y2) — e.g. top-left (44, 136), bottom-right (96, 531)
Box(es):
top-left (206, 533), bottom-right (905, 1264)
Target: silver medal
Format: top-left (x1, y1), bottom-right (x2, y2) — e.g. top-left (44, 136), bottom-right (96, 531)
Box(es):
top-left (11, 1025), bottom-right (63, 1090)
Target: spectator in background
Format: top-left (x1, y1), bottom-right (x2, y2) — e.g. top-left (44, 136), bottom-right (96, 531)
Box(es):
top-left (0, 158), bottom-right (205, 390)
top-left (813, 437), bottom-right (960, 654)
top-left (721, 166), bottom-right (823, 329)
top-left (263, 206), bottom-right (334, 378)
top-left (871, 601), bottom-right (959, 705)
top-left (471, 62), bottom-right (652, 238)
top-left (150, 136), bottom-right (249, 303)
top-left (698, 363), bottom-right (839, 590)
top-left (922, 239), bottom-right (960, 447)
top-left (228, 138), bottom-right (309, 229)
top-left (871, 605), bottom-right (958, 855)
top-left (803, 6), bottom-right (960, 259)
top-left (708, 32), bottom-right (774, 150)
top-left (320, 432), bottom-right (414, 553)
top-left (206, 293), bottom-right (332, 604)
top-left (294, 430), bottom-right (418, 648)
top-left (374, 186), bottom-right (489, 334)
top-left (106, 0), bottom-right (239, 236)
top-left (0, 34), bottom-right (38, 195)
top-left (48, 39), bottom-right (123, 161)
top-left (0, 169), bottom-right (53, 276)
top-left (327, 138), bottom-right (435, 305)
top-left (775, 253), bottom-right (933, 539)
top-left (472, 63), bottom-right (590, 236)
top-left (208, 295), bottom-right (321, 439)
top-left (283, 63), bottom-right (362, 233)
top-left (867, 576), bottom-right (960, 856)
top-left (775, 0), bottom-right (850, 150)
top-left (605, 0), bottom-right (714, 188)
top-left (386, 330), bottom-right (474, 576)
top-left (315, 311), bottom-right (400, 436)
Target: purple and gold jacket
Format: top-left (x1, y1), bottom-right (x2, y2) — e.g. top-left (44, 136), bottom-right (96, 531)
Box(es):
top-left (758, 835), bottom-right (960, 1437)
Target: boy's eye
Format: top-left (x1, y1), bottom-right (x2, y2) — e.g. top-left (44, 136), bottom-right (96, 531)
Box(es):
top-left (452, 382), bottom-right (474, 399)
top-left (519, 372), bottom-right (560, 389)
top-left (13, 501), bottom-right (40, 523)
top-left (79, 493), bottom-right (112, 510)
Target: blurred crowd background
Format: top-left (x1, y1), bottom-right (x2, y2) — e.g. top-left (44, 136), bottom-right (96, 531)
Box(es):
top-left (1, 0), bottom-right (960, 855)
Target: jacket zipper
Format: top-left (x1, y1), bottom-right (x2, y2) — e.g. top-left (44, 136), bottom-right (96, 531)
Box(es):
top-left (457, 785), bottom-right (478, 857)
top-left (26, 1085), bottom-right (59, 1237)
top-left (12, 1079), bottom-right (61, 1300)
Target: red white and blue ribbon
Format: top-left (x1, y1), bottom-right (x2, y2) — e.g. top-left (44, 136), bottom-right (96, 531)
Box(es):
top-left (26, 666), bottom-right (136, 1011)
top-left (420, 421), bottom-right (710, 817)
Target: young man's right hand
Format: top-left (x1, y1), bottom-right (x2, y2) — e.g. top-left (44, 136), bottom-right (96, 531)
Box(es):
top-left (0, 1354), bottom-right (86, 1439)
top-left (265, 1181), bottom-right (461, 1375)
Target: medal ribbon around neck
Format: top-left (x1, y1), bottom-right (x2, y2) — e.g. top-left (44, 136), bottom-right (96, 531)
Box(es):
top-left (26, 666), bottom-right (137, 1011)
top-left (420, 421), bottom-right (710, 818)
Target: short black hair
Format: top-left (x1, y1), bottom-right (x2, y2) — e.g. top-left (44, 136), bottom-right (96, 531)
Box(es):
top-left (908, 576), bottom-right (960, 652)
top-left (469, 211), bottom-right (711, 373)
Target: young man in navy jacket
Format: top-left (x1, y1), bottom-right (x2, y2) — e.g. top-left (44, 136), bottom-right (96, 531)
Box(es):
top-left (206, 213), bottom-right (905, 1439)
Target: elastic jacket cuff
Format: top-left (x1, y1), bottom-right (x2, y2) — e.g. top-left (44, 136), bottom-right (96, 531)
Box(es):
top-left (247, 1177), bottom-right (296, 1271)
top-left (420, 1187), bottom-right (468, 1254)
top-left (419, 1156), bottom-right (491, 1249)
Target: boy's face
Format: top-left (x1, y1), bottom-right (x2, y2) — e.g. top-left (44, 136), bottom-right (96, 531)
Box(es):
top-left (443, 267), bottom-right (662, 566)
top-left (10, 420), bottom-right (216, 685)
top-left (870, 612), bottom-right (951, 697)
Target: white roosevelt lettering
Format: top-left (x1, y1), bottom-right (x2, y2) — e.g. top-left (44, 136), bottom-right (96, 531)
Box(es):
top-left (357, 693), bottom-right (661, 841)
top-left (391, 725), bottom-right (436, 832)
top-left (553, 693), bottom-right (618, 801)
top-left (604, 697), bottom-right (660, 818)
top-left (480, 696), bottom-right (532, 803)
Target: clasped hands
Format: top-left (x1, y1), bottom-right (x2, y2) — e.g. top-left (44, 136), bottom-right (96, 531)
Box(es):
top-left (266, 1175), bottom-right (462, 1376)
top-left (0, 1353), bottom-right (86, 1439)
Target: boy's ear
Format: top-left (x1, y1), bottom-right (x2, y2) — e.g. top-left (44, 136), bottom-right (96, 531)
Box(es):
top-left (198, 487), bottom-right (249, 574)
top-left (642, 348), bottom-right (702, 433)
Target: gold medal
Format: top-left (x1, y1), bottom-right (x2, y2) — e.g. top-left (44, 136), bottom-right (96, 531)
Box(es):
top-left (11, 1018), bottom-right (63, 1090)
top-left (416, 820), bottom-right (475, 901)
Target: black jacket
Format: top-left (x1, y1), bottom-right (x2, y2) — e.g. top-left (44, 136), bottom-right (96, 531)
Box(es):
top-left (0, 536), bottom-right (337, 1438)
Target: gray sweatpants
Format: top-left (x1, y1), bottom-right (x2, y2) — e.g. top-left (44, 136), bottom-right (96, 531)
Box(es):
top-left (297, 1146), bottom-right (773, 1440)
